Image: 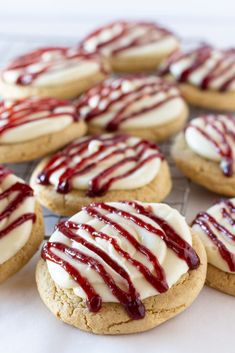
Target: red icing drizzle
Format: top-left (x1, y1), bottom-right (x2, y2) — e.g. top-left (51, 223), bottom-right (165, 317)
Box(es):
top-left (81, 21), bottom-right (173, 56)
top-left (37, 133), bottom-right (163, 197)
top-left (0, 97), bottom-right (79, 137)
top-left (0, 166), bottom-right (36, 239)
top-left (192, 199), bottom-right (235, 271)
top-left (42, 201), bottom-right (200, 319)
top-left (160, 45), bottom-right (235, 92)
top-left (75, 75), bottom-right (181, 131)
top-left (2, 47), bottom-right (105, 86)
top-left (186, 114), bottom-right (235, 177)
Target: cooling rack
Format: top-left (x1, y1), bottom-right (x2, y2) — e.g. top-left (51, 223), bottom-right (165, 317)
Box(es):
top-left (0, 34), bottom-right (205, 238)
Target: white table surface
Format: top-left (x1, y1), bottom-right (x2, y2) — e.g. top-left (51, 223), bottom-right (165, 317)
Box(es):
top-left (1, 6), bottom-right (235, 353)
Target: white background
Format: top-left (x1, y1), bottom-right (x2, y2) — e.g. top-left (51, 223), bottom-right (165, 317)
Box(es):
top-left (0, 0), bottom-right (235, 46)
top-left (1, 1), bottom-right (235, 353)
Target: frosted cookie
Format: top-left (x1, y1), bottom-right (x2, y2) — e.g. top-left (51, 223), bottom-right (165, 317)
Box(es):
top-left (30, 134), bottom-right (172, 216)
top-left (36, 201), bottom-right (206, 334)
top-left (0, 97), bottom-right (87, 163)
top-left (160, 45), bottom-right (235, 110)
top-left (0, 166), bottom-right (44, 283)
top-left (80, 21), bottom-right (179, 72)
top-left (192, 198), bottom-right (235, 296)
top-left (0, 46), bottom-right (109, 99)
top-left (171, 114), bottom-right (235, 196)
top-left (75, 75), bottom-right (188, 141)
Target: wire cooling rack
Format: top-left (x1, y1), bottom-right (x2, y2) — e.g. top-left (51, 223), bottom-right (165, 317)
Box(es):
top-left (0, 34), bottom-right (205, 237)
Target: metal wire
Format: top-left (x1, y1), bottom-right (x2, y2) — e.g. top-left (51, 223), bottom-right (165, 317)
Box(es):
top-left (0, 35), bottom-right (198, 237)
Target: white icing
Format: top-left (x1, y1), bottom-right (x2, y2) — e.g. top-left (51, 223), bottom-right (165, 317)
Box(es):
top-left (82, 22), bottom-right (178, 58)
top-left (0, 173), bottom-right (35, 265)
top-left (192, 198), bottom-right (235, 273)
top-left (77, 76), bottom-right (186, 129)
top-left (2, 48), bottom-right (102, 87)
top-left (0, 98), bottom-right (76, 143)
top-left (168, 48), bottom-right (235, 91)
top-left (185, 115), bottom-right (235, 164)
top-left (118, 37), bottom-right (179, 58)
top-left (47, 134), bottom-right (162, 191)
top-left (47, 202), bottom-right (192, 302)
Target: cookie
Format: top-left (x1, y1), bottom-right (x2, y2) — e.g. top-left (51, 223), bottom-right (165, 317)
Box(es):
top-left (171, 114), bottom-right (235, 196)
top-left (80, 21), bottom-right (179, 72)
top-left (192, 198), bottom-right (235, 296)
top-left (0, 97), bottom-right (87, 163)
top-left (160, 45), bottom-right (235, 110)
top-left (0, 47), bottom-right (110, 99)
top-left (36, 201), bottom-right (206, 334)
top-left (75, 75), bottom-right (188, 142)
top-left (0, 166), bottom-right (44, 283)
top-left (30, 134), bottom-right (172, 216)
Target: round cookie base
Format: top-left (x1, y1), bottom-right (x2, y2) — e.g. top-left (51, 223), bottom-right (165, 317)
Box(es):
top-left (0, 121), bottom-right (87, 163)
top-left (110, 46), bottom-right (179, 73)
top-left (35, 232), bottom-right (207, 335)
top-left (30, 160), bottom-right (172, 216)
top-left (178, 83), bottom-right (235, 111)
top-left (0, 202), bottom-right (44, 284)
top-left (0, 69), bottom-right (108, 100)
top-left (206, 264), bottom-right (235, 296)
top-left (171, 133), bottom-right (235, 196)
top-left (87, 105), bottom-right (188, 143)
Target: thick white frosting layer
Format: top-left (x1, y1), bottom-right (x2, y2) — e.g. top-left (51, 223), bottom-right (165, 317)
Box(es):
top-left (0, 173), bottom-right (35, 264)
top-left (0, 98), bottom-right (76, 143)
top-left (47, 134), bottom-right (162, 191)
top-left (192, 199), bottom-right (235, 273)
top-left (185, 114), bottom-right (235, 164)
top-left (77, 76), bottom-right (186, 129)
top-left (2, 48), bottom-right (102, 87)
top-left (167, 48), bottom-right (235, 91)
top-left (82, 22), bottom-right (179, 58)
top-left (47, 202), bottom-right (192, 302)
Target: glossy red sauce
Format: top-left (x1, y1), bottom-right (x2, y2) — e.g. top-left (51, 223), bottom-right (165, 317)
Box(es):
top-left (192, 199), bottom-right (235, 271)
top-left (2, 47), bottom-right (106, 85)
top-left (0, 97), bottom-right (79, 136)
top-left (37, 133), bottom-right (163, 196)
top-left (186, 114), bottom-right (235, 177)
top-left (75, 75), bottom-right (180, 131)
top-left (160, 45), bottom-right (235, 92)
top-left (0, 166), bottom-right (36, 239)
top-left (42, 201), bottom-right (200, 319)
top-left (81, 21), bottom-right (173, 56)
